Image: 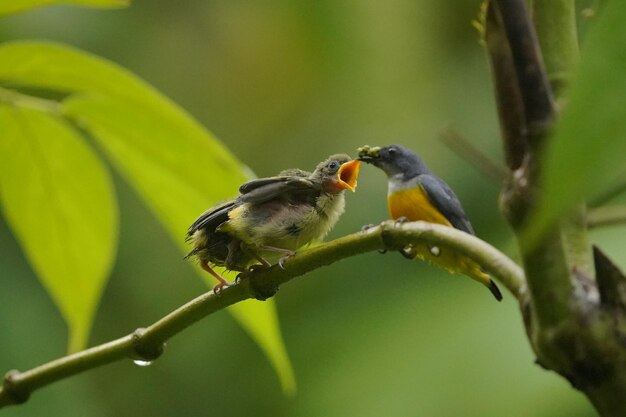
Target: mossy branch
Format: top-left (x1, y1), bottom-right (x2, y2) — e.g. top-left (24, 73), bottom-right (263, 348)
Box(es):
top-left (0, 221), bottom-right (523, 408)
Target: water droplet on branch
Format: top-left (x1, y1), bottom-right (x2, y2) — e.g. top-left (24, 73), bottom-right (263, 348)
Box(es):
top-left (133, 359), bottom-right (152, 367)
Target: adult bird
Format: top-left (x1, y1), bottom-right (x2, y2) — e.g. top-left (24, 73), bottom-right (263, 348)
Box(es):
top-left (358, 144), bottom-right (502, 301)
top-left (186, 154), bottom-right (361, 290)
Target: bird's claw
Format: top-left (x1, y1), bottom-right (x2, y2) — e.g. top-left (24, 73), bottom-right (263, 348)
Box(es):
top-left (360, 223), bottom-right (376, 232)
top-left (212, 281), bottom-right (232, 296)
top-left (394, 216), bottom-right (409, 225)
top-left (278, 254), bottom-right (294, 270)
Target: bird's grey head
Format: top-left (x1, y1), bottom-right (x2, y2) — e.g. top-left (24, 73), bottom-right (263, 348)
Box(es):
top-left (357, 144), bottom-right (429, 179)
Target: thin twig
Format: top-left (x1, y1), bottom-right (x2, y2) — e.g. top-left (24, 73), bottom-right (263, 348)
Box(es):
top-left (587, 206), bottom-right (626, 229)
top-left (439, 128), bottom-right (507, 182)
top-left (0, 221), bottom-right (524, 408)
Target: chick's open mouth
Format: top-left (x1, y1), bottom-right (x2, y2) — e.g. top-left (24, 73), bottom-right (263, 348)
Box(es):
top-left (337, 159), bottom-right (361, 192)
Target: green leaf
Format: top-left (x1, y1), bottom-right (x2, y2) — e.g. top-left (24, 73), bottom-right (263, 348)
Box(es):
top-left (529, 1), bottom-right (626, 239)
top-left (207, 278), bottom-right (297, 395)
top-left (229, 300), bottom-right (296, 395)
top-left (0, 105), bottom-right (117, 352)
top-left (0, 41), bottom-right (170, 104)
top-left (63, 94), bottom-right (296, 393)
top-left (0, 41), bottom-right (295, 392)
top-left (0, 0), bottom-right (128, 16)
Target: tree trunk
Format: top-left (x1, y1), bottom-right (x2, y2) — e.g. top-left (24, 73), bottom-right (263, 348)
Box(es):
top-left (485, 1), bottom-right (626, 415)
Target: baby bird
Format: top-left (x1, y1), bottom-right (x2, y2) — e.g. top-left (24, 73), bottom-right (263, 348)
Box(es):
top-left (186, 154), bottom-right (361, 290)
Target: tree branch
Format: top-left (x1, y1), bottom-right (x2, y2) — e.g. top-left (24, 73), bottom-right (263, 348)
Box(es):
top-left (483, 2), bottom-right (527, 170)
top-left (488, 0), bottom-right (572, 329)
top-left (494, 0), bottom-right (555, 145)
top-left (0, 221), bottom-right (524, 408)
top-left (531, 0), bottom-right (595, 282)
top-left (439, 128), bottom-right (507, 183)
top-left (485, 1), bottom-right (626, 415)
top-left (587, 205), bottom-right (626, 229)
top-left (531, 0), bottom-right (579, 96)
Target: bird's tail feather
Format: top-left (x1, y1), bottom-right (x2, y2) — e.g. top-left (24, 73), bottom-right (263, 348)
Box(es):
top-left (486, 278), bottom-right (503, 302)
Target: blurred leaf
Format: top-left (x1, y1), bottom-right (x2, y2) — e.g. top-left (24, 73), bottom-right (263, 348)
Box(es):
top-left (229, 301), bottom-right (296, 394)
top-left (529, 1), bottom-right (626, 239)
top-left (62, 95), bottom-right (297, 391)
top-left (0, 0), bottom-right (128, 16)
top-left (64, 94), bottom-right (297, 392)
top-left (0, 41), bottom-right (176, 105)
top-left (0, 41), bottom-right (294, 391)
top-left (206, 271), bottom-right (297, 395)
top-left (62, 94), bottom-right (240, 242)
top-left (0, 105), bottom-right (117, 352)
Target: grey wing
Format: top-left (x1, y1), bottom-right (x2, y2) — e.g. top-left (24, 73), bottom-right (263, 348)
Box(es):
top-left (239, 176), bottom-right (318, 204)
top-left (277, 168), bottom-right (311, 178)
top-left (238, 169), bottom-right (311, 194)
top-left (239, 176), bottom-right (292, 194)
top-left (186, 200), bottom-right (237, 238)
top-left (188, 176), bottom-right (315, 236)
top-left (418, 174), bottom-right (475, 235)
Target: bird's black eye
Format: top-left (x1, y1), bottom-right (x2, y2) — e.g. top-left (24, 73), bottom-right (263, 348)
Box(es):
top-left (328, 161), bottom-right (339, 170)
top-left (388, 147), bottom-right (397, 155)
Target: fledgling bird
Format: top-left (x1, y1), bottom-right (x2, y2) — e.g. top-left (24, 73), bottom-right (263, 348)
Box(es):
top-left (186, 154), bottom-right (361, 290)
top-left (358, 144), bottom-right (502, 301)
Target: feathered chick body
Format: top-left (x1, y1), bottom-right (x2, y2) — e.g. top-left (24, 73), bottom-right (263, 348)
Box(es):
top-left (186, 155), bottom-right (360, 289)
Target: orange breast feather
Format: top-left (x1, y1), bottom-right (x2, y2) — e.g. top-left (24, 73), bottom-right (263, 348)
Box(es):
top-left (387, 186), bottom-right (452, 227)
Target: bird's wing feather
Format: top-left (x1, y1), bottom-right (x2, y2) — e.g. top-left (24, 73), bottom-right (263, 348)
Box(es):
top-left (239, 176), bottom-right (318, 204)
top-left (187, 176), bottom-right (317, 237)
top-left (239, 176), bottom-right (291, 194)
top-left (418, 174), bottom-right (475, 235)
top-left (186, 200), bottom-right (237, 237)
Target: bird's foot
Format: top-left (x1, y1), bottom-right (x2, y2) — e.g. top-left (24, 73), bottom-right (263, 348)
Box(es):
top-left (259, 245), bottom-right (295, 258)
top-left (394, 216), bottom-right (409, 225)
top-left (278, 253), bottom-right (295, 270)
top-left (212, 280), bottom-right (232, 296)
top-left (200, 261), bottom-right (233, 296)
top-left (235, 265), bottom-right (261, 284)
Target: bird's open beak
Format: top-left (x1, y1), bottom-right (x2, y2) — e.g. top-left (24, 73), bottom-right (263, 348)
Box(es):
top-left (356, 145), bottom-right (381, 163)
top-left (336, 159), bottom-right (361, 192)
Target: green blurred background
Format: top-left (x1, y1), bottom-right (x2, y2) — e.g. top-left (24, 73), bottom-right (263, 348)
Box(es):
top-left (1, 0), bottom-right (620, 415)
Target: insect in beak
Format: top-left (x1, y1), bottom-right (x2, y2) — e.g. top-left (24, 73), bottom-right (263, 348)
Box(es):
top-left (356, 145), bottom-right (381, 163)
